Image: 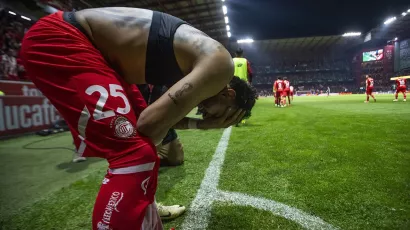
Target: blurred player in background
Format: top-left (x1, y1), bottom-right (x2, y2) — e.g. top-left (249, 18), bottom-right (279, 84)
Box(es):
top-left (393, 78), bottom-right (407, 102)
top-left (289, 85), bottom-right (294, 101)
top-left (273, 77), bottom-right (284, 107)
top-left (283, 77), bottom-right (291, 106)
top-left (326, 86), bottom-right (330, 97)
top-left (233, 48), bottom-right (253, 124)
top-left (233, 48), bottom-right (253, 84)
top-left (365, 75), bottom-right (376, 103)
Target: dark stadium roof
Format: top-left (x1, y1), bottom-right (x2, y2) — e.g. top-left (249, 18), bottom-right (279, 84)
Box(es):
top-left (69, 0), bottom-right (228, 43)
top-left (227, 0), bottom-right (410, 40)
top-left (369, 13), bottom-right (410, 41)
top-left (239, 36), bottom-right (362, 52)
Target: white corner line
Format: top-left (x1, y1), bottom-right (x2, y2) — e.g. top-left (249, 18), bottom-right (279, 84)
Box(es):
top-left (181, 126), bottom-right (338, 230)
top-left (181, 127), bottom-right (232, 230)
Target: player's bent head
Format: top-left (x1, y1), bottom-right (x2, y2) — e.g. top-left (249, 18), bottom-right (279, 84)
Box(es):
top-left (283, 77), bottom-right (288, 80)
top-left (366, 75), bottom-right (370, 78)
top-left (198, 76), bottom-right (257, 120)
top-left (277, 77), bottom-right (282, 80)
top-left (235, 48), bottom-right (243, 56)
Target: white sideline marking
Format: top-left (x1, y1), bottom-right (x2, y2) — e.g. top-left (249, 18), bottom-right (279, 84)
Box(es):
top-left (181, 127), bottom-right (232, 230)
top-left (181, 127), bottom-right (337, 230)
top-left (216, 191), bottom-right (337, 230)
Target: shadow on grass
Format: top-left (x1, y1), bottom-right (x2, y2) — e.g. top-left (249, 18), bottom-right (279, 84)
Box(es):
top-left (22, 133), bottom-right (74, 152)
top-left (56, 157), bottom-right (104, 173)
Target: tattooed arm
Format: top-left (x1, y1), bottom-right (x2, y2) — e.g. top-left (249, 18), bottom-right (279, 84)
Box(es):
top-left (137, 28), bottom-right (234, 144)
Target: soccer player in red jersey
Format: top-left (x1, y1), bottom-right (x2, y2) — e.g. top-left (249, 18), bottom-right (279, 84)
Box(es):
top-left (283, 77), bottom-right (291, 105)
top-left (393, 78), bottom-right (407, 102)
top-left (273, 77), bottom-right (284, 107)
top-left (365, 75), bottom-right (376, 103)
top-left (20, 8), bottom-right (257, 230)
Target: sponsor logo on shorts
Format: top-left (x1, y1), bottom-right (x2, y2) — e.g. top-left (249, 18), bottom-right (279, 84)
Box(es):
top-left (102, 178), bottom-right (110, 185)
top-left (109, 116), bottom-right (136, 138)
top-left (141, 177), bottom-right (150, 195)
top-left (99, 191), bottom-right (124, 228)
top-left (97, 221), bottom-right (112, 230)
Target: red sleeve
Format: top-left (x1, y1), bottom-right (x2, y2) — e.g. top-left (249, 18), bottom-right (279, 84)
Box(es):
top-left (247, 61), bottom-right (253, 75)
top-left (247, 60), bottom-right (253, 83)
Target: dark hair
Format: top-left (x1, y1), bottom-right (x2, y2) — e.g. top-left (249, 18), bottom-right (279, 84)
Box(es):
top-left (229, 76), bottom-right (258, 119)
top-left (277, 77), bottom-right (282, 80)
top-left (283, 77), bottom-right (288, 80)
top-left (236, 48), bottom-right (243, 56)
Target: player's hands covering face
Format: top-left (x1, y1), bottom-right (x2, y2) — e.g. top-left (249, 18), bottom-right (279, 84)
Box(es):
top-left (199, 107), bottom-right (246, 129)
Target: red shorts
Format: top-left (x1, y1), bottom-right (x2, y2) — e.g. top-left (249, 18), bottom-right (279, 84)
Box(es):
top-left (94, 167), bottom-right (162, 230)
top-left (21, 12), bottom-right (160, 229)
top-left (275, 91), bottom-right (282, 98)
top-left (282, 90), bottom-right (290, 97)
top-left (366, 88), bottom-right (373, 95)
top-left (290, 91), bottom-right (294, 96)
top-left (396, 87), bottom-right (407, 93)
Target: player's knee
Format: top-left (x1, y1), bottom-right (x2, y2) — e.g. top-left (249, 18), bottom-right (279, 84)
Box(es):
top-left (157, 139), bottom-right (184, 167)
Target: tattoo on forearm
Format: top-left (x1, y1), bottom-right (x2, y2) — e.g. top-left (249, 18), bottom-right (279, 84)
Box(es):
top-left (168, 93), bottom-right (178, 105)
top-left (168, 83), bottom-right (193, 105)
top-left (175, 83), bottom-right (193, 97)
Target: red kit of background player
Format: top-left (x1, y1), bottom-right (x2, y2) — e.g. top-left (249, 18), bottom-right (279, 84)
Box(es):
top-left (274, 78), bottom-right (284, 106)
top-left (394, 78), bottom-right (407, 101)
top-left (365, 75), bottom-right (376, 103)
top-left (282, 77), bottom-right (291, 105)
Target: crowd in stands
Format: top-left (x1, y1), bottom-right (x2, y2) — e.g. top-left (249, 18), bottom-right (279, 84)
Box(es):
top-left (0, 9), bottom-right (32, 81)
top-left (253, 72), bottom-right (353, 85)
top-left (255, 59), bottom-right (349, 73)
top-left (255, 82), bottom-right (357, 97)
top-left (252, 59), bottom-right (357, 94)
top-left (359, 61), bottom-right (392, 90)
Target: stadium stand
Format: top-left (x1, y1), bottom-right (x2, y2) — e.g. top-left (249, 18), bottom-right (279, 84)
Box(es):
top-left (0, 8), bottom-right (33, 81)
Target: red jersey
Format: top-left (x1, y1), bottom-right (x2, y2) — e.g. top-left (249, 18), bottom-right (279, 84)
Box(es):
top-left (274, 80), bottom-right (284, 92)
top-left (283, 80), bottom-right (290, 91)
top-left (366, 78), bottom-right (374, 89)
top-left (396, 78), bottom-right (407, 89)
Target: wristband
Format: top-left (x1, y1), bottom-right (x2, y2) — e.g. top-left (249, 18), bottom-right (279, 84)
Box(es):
top-left (188, 119), bottom-right (198, 129)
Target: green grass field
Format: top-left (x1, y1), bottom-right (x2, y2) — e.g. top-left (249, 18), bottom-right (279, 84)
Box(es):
top-left (0, 94), bottom-right (409, 230)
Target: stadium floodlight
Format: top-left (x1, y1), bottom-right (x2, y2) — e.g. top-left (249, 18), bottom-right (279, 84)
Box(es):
top-left (226, 25), bottom-right (230, 31)
top-left (384, 17), bottom-right (397, 25)
top-left (402, 12), bottom-right (407, 16)
top-left (227, 32), bottom-right (231, 37)
top-left (342, 32), bottom-right (361, 37)
top-left (408, 9), bottom-right (410, 12)
top-left (237, 38), bottom-right (254, 44)
top-left (222, 0), bottom-right (225, 2)
top-left (395, 37), bottom-right (398, 41)
top-left (225, 16), bottom-right (229, 24)
top-left (222, 5), bottom-right (227, 15)
top-left (8, 11), bottom-right (16, 15)
top-left (21, 16), bottom-right (31, 21)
